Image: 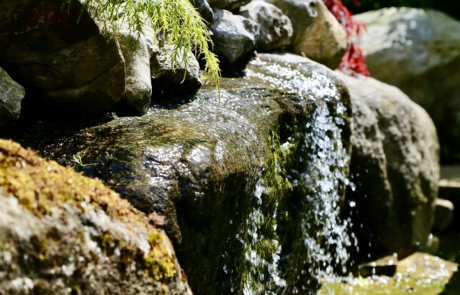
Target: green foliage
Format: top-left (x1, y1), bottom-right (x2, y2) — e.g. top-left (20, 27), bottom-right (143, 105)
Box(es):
top-left (64, 0), bottom-right (220, 84)
top-left (344, 0), bottom-right (460, 19)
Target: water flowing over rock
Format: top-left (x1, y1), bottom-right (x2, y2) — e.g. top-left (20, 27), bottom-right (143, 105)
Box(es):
top-left (240, 1), bottom-right (293, 52)
top-left (0, 140), bottom-right (192, 294)
top-left (263, 0), bottom-right (346, 69)
top-left (0, 68), bottom-right (25, 128)
top-left (336, 71), bottom-right (440, 260)
top-left (210, 9), bottom-right (259, 72)
top-left (6, 53), bottom-right (354, 294)
top-left (355, 7), bottom-right (460, 163)
top-left (0, 0), bottom-right (125, 116)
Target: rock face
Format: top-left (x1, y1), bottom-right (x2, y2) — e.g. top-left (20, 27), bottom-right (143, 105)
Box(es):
top-left (118, 29), bottom-right (153, 115)
top-left (0, 140), bottom-right (192, 294)
top-left (336, 71), bottom-right (440, 259)
top-left (240, 1), bottom-right (293, 51)
top-left (8, 54), bottom-right (353, 295)
top-left (355, 8), bottom-right (460, 163)
top-left (0, 0), bottom-right (125, 116)
top-left (150, 45), bottom-right (202, 96)
top-left (191, 0), bottom-right (214, 23)
top-left (263, 0), bottom-right (346, 68)
top-left (210, 9), bottom-right (259, 72)
top-left (0, 68), bottom-right (25, 128)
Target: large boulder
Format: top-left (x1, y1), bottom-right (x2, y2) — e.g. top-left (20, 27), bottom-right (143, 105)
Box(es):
top-left (355, 7), bottom-right (460, 163)
top-left (8, 54), bottom-right (353, 295)
top-left (263, 0), bottom-right (346, 69)
top-left (0, 68), bottom-right (25, 128)
top-left (0, 140), bottom-right (192, 294)
top-left (191, 0), bottom-right (214, 23)
top-left (240, 1), bottom-right (293, 51)
top-left (0, 0), bottom-right (126, 116)
top-left (336, 71), bottom-right (440, 260)
top-left (210, 9), bottom-right (259, 72)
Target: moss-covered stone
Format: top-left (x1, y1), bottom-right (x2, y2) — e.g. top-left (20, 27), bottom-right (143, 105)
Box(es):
top-left (0, 139), bottom-right (191, 294)
top-left (3, 53), bottom-right (352, 294)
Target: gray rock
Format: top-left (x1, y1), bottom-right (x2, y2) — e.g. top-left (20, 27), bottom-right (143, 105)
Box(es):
top-left (0, 68), bottom-right (25, 128)
top-left (210, 9), bottom-right (259, 72)
top-left (355, 7), bottom-right (460, 163)
top-left (118, 29), bottom-right (153, 115)
top-left (150, 44), bottom-right (202, 96)
top-left (264, 0), bottom-right (346, 69)
top-left (191, 0), bottom-right (214, 23)
top-left (240, 1), bottom-right (293, 51)
top-left (0, 0), bottom-right (126, 116)
top-left (433, 198), bottom-right (454, 231)
top-left (337, 71), bottom-right (440, 259)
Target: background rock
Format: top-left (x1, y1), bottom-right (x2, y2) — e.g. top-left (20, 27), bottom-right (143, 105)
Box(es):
top-left (150, 45), bottom-right (202, 96)
top-left (433, 198), bottom-right (454, 231)
top-left (191, 0), bottom-right (214, 23)
top-left (210, 9), bottom-right (259, 72)
top-left (118, 28), bottom-right (153, 115)
top-left (207, 0), bottom-right (243, 11)
top-left (355, 7), bottom-right (460, 163)
top-left (337, 71), bottom-right (440, 260)
top-left (0, 140), bottom-right (192, 294)
top-left (240, 1), bottom-right (293, 51)
top-left (0, 0), bottom-right (125, 116)
top-left (0, 68), bottom-right (25, 128)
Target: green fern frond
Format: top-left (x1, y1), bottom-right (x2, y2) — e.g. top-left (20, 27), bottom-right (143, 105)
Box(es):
top-left (63, 0), bottom-right (220, 86)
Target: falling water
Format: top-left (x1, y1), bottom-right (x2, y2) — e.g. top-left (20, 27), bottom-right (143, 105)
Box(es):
top-left (241, 57), bottom-right (357, 294)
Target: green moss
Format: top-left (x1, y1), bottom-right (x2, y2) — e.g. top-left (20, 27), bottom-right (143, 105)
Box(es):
top-left (0, 139), bottom-right (176, 282)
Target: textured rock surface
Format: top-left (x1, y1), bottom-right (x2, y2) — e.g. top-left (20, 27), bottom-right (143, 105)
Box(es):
top-left (6, 54), bottom-right (353, 295)
top-left (355, 7), bottom-right (460, 163)
top-left (207, 0), bottom-right (243, 11)
top-left (210, 9), bottom-right (259, 72)
top-left (192, 0), bottom-right (214, 23)
top-left (0, 140), bottom-right (192, 294)
top-left (0, 0), bottom-right (125, 116)
top-left (240, 1), bottom-right (293, 51)
top-left (337, 71), bottom-right (440, 259)
top-left (0, 68), bottom-right (25, 128)
top-left (118, 28), bottom-right (153, 115)
top-left (150, 44), bottom-right (202, 96)
top-left (293, 0), bottom-right (346, 69)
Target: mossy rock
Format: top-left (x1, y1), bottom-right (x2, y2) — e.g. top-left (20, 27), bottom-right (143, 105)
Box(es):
top-left (0, 139), bottom-right (192, 294)
top-left (3, 53), bottom-right (353, 294)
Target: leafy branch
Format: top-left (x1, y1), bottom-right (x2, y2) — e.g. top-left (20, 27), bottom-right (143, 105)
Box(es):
top-left (71, 154), bottom-right (95, 169)
top-left (63, 0), bottom-right (220, 85)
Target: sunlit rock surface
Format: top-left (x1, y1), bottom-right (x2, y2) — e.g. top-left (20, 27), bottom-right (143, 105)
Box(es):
top-left (4, 53), bottom-right (353, 294)
top-left (336, 71), bottom-right (440, 260)
top-left (355, 7), bottom-right (460, 164)
top-left (0, 140), bottom-right (192, 294)
top-left (319, 253), bottom-right (458, 295)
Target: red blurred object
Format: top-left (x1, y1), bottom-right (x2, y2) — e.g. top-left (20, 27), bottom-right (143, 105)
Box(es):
top-left (322, 0), bottom-right (370, 76)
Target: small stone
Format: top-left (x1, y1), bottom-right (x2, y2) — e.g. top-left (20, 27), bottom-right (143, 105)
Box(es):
top-left (0, 68), bottom-right (25, 128)
top-left (433, 199), bottom-right (454, 231)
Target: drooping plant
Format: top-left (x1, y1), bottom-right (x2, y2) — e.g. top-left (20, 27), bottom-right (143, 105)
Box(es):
top-left (64, 0), bottom-right (220, 83)
top-left (323, 0), bottom-right (370, 76)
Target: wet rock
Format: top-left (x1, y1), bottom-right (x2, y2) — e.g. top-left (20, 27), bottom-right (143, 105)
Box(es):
top-left (150, 44), bottom-right (202, 96)
top-left (263, 0), bottom-right (345, 68)
top-left (337, 71), bottom-right (440, 259)
top-left (210, 9), bottom-right (259, 72)
top-left (355, 8), bottom-right (460, 163)
top-left (433, 199), bottom-right (454, 231)
top-left (0, 0), bottom-right (125, 116)
top-left (359, 255), bottom-right (398, 277)
top-left (191, 0), bottom-right (214, 23)
top-left (7, 54), bottom-right (352, 295)
top-left (0, 140), bottom-right (192, 294)
top-left (240, 1), bottom-right (293, 51)
top-left (0, 68), bottom-right (25, 128)
top-left (118, 27), bottom-right (153, 115)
